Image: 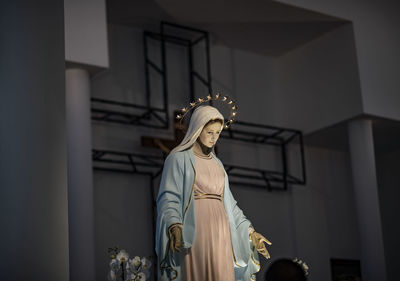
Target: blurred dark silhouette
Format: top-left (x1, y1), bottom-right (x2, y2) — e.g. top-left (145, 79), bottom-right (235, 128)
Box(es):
top-left (265, 259), bottom-right (307, 281)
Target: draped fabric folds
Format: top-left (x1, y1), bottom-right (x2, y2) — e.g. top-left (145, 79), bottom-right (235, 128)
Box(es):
top-left (182, 154), bottom-right (235, 281)
top-left (155, 149), bottom-right (260, 281)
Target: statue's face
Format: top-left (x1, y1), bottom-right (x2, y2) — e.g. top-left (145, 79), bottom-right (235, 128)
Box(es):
top-left (198, 121), bottom-right (222, 148)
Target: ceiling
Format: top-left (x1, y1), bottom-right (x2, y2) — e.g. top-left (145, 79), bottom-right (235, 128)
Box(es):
top-left (106, 0), bottom-right (348, 56)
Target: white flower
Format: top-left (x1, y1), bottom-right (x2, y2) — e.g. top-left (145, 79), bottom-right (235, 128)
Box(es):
top-left (127, 272), bottom-right (137, 280)
top-left (127, 256), bottom-right (141, 273)
top-left (116, 249), bottom-right (129, 263)
top-left (141, 257), bottom-right (152, 269)
top-left (108, 270), bottom-right (116, 281)
top-left (109, 259), bottom-right (120, 271)
top-left (137, 272), bottom-right (146, 281)
top-left (132, 256), bottom-right (141, 267)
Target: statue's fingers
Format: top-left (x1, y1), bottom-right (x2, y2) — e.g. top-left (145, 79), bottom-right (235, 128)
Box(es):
top-left (257, 245), bottom-right (266, 254)
top-left (169, 239), bottom-right (175, 253)
top-left (260, 237), bottom-right (272, 245)
top-left (175, 241), bottom-right (184, 252)
top-left (258, 246), bottom-right (270, 259)
top-left (264, 251), bottom-right (271, 259)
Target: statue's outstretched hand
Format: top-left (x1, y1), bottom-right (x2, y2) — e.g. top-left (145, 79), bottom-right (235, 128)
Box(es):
top-left (250, 231), bottom-right (272, 259)
top-left (168, 225), bottom-right (184, 253)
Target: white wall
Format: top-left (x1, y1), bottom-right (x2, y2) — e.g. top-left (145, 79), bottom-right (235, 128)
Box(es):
top-left (277, 0), bottom-right (400, 122)
top-left (274, 23), bottom-right (363, 134)
top-left (211, 46), bottom-right (276, 124)
top-left (65, 0), bottom-right (109, 68)
top-left (91, 24), bottom-right (361, 281)
top-left (291, 146), bottom-right (360, 280)
top-left (94, 172), bottom-right (154, 280)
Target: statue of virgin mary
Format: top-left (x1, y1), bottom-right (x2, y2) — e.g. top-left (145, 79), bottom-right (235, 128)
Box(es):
top-left (155, 105), bottom-right (271, 281)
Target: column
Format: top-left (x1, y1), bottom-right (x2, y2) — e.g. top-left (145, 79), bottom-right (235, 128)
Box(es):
top-left (0, 1), bottom-right (70, 280)
top-left (347, 118), bottom-right (387, 281)
top-left (66, 68), bottom-right (96, 281)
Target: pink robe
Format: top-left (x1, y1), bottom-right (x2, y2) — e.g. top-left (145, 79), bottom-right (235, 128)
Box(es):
top-left (182, 154), bottom-right (236, 281)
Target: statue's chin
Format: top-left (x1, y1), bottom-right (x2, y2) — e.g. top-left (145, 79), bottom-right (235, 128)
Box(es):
top-left (197, 140), bottom-right (213, 155)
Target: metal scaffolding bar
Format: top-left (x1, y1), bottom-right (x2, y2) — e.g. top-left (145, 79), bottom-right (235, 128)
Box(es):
top-left (91, 98), bottom-right (168, 128)
top-left (92, 148), bottom-right (305, 190)
top-left (92, 22), bottom-right (306, 190)
top-left (161, 21), bottom-right (213, 103)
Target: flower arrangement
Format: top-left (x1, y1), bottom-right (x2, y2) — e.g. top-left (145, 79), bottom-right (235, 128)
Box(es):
top-left (108, 246), bottom-right (152, 281)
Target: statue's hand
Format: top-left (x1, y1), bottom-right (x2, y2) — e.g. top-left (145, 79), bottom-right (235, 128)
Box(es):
top-left (250, 231), bottom-right (272, 259)
top-left (168, 225), bottom-right (184, 253)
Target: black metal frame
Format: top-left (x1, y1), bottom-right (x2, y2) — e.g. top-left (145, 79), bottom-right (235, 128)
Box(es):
top-left (92, 149), bottom-right (164, 207)
top-left (92, 148), bottom-right (164, 280)
top-left (91, 22), bottom-right (213, 128)
top-left (92, 121), bottom-right (306, 191)
top-left (92, 149), bottom-right (164, 178)
top-left (91, 21), bottom-right (306, 190)
top-left (91, 97), bottom-right (169, 128)
top-left (160, 22), bottom-right (213, 102)
top-left (91, 23), bottom-right (171, 129)
top-left (221, 121), bottom-right (306, 190)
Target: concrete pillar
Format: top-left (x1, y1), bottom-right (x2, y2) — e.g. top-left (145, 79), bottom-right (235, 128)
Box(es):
top-left (347, 119), bottom-right (387, 281)
top-left (0, 1), bottom-right (69, 281)
top-left (66, 68), bottom-right (96, 281)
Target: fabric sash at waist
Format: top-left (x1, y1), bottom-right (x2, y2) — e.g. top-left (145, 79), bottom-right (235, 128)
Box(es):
top-left (194, 193), bottom-right (222, 201)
